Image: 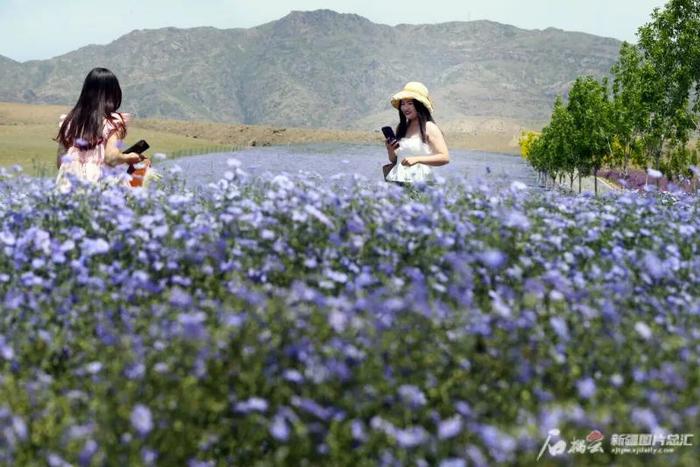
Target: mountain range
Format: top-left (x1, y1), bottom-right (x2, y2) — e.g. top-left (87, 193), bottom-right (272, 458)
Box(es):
top-left (0, 10), bottom-right (622, 130)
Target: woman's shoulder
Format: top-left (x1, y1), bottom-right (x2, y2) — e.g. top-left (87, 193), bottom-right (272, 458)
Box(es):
top-left (105, 112), bottom-right (131, 126)
top-left (425, 121), bottom-right (444, 141)
top-left (425, 121), bottom-right (441, 132)
top-left (103, 112), bottom-right (130, 137)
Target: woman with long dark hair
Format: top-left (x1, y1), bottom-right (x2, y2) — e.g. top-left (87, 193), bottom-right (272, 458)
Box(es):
top-left (55, 67), bottom-right (143, 190)
top-left (384, 82), bottom-right (449, 183)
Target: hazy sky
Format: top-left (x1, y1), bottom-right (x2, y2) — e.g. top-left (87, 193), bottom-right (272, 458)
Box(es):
top-left (0, 0), bottom-right (668, 62)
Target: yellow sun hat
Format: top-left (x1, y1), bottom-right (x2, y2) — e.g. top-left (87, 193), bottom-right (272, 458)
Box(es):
top-left (391, 81), bottom-right (433, 113)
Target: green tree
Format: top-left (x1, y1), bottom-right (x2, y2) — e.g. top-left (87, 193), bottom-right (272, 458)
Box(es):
top-left (611, 42), bottom-right (648, 175)
top-left (547, 97), bottom-right (578, 191)
top-left (567, 76), bottom-right (613, 195)
top-left (524, 128), bottom-right (558, 189)
top-left (637, 0), bottom-right (700, 178)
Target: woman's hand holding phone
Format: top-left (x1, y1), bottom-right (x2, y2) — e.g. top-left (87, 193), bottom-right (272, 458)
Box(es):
top-left (382, 126), bottom-right (399, 162)
top-left (121, 139), bottom-right (150, 165)
top-left (123, 152), bottom-right (142, 165)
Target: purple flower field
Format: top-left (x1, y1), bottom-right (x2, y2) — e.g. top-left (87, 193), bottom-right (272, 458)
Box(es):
top-left (0, 163), bottom-right (697, 465)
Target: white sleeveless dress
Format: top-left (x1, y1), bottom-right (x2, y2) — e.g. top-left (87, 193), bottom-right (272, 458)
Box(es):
top-left (385, 134), bottom-right (434, 183)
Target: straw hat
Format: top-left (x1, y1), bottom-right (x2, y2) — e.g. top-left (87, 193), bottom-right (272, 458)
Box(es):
top-left (391, 81), bottom-right (433, 113)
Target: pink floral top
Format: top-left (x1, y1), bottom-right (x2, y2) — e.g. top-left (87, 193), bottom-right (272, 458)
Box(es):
top-left (55, 112), bottom-right (130, 191)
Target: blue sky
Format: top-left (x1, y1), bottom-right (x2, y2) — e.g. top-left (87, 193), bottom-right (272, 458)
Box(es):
top-left (0, 0), bottom-right (668, 62)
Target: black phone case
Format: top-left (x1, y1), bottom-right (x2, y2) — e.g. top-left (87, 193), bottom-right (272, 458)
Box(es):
top-left (123, 140), bottom-right (150, 154)
top-left (381, 126), bottom-right (396, 140)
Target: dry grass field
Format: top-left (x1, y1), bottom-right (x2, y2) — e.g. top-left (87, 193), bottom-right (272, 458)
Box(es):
top-left (0, 102), bottom-right (236, 175)
top-left (0, 101), bottom-right (524, 175)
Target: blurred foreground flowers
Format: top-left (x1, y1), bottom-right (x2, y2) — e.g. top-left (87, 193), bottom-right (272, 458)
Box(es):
top-left (0, 165), bottom-right (697, 465)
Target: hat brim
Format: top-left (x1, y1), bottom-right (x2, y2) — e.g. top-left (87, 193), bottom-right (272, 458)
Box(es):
top-left (391, 91), bottom-right (433, 113)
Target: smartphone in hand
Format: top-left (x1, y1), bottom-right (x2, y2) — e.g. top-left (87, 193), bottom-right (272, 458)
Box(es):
top-left (123, 140), bottom-right (150, 175)
top-left (123, 139), bottom-right (150, 155)
top-left (381, 126), bottom-right (399, 148)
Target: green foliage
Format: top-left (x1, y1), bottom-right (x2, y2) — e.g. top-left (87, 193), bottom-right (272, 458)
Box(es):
top-left (548, 97), bottom-right (577, 180)
top-left (610, 42), bottom-right (647, 173)
top-left (567, 76), bottom-right (613, 176)
top-left (622, 0), bottom-right (699, 178)
top-left (532, 0), bottom-right (700, 185)
top-left (527, 82), bottom-right (613, 193)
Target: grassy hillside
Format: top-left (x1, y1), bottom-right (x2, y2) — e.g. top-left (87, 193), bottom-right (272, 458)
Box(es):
top-left (0, 10), bottom-right (620, 128)
top-left (0, 101), bottom-right (523, 175)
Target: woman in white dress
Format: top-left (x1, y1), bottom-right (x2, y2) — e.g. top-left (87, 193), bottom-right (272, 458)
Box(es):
top-left (384, 82), bottom-right (450, 183)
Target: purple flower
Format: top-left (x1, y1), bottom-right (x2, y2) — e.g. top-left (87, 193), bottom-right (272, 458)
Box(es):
top-left (438, 416), bottom-right (463, 439)
top-left (235, 397), bottom-right (268, 413)
top-left (328, 310), bottom-right (347, 332)
top-left (81, 238), bottom-right (110, 257)
top-left (549, 316), bottom-right (569, 341)
top-left (305, 205), bottom-right (334, 228)
top-left (74, 138), bottom-right (89, 149)
top-left (269, 415), bottom-right (290, 441)
top-left (283, 369), bottom-right (304, 383)
top-left (642, 252), bottom-right (665, 280)
top-left (291, 397), bottom-right (334, 420)
top-left (188, 461), bottom-right (214, 467)
top-left (394, 426), bottom-right (429, 448)
top-left (170, 287), bottom-right (193, 308)
top-left (455, 401), bottom-right (472, 417)
top-left (47, 453), bottom-right (71, 467)
top-left (142, 448), bottom-right (158, 465)
top-left (440, 459), bottom-right (466, 467)
top-left (465, 445), bottom-right (488, 467)
top-left (178, 312), bottom-right (207, 340)
top-left (125, 363), bottom-right (145, 380)
top-left (576, 378), bottom-right (597, 399)
top-left (631, 408), bottom-right (658, 431)
top-left (480, 250), bottom-right (506, 269)
top-left (504, 210), bottom-right (531, 230)
top-left (634, 321), bottom-right (652, 340)
top-left (85, 361), bottom-right (103, 374)
top-left (78, 439), bottom-right (98, 465)
top-left (351, 419), bottom-right (367, 441)
top-left (479, 425), bottom-right (517, 461)
top-left (130, 404), bottom-right (153, 435)
top-left (610, 374), bottom-right (624, 387)
top-left (398, 385), bottom-right (427, 407)
top-left (0, 335), bottom-right (15, 360)
top-left (12, 416), bottom-right (27, 440)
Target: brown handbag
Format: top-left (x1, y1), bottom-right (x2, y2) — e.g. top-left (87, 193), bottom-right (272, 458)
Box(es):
top-left (383, 163), bottom-right (396, 180)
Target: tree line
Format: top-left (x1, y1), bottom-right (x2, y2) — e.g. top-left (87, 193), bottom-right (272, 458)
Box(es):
top-left (521, 0), bottom-right (700, 193)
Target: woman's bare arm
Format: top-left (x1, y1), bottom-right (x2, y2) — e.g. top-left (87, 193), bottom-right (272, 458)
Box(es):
top-left (104, 133), bottom-right (141, 167)
top-left (401, 122), bottom-right (450, 166)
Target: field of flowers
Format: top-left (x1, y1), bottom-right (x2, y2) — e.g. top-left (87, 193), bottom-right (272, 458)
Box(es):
top-left (0, 162), bottom-right (698, 466)
top-left (597, 168), bottom-right (699, 194)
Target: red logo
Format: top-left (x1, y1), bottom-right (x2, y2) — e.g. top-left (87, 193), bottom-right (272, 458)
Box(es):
top-left (587, 430), bottom-right (604, 443)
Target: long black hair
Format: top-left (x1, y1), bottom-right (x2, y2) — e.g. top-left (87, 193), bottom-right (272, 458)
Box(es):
top-left (395, 99), bottom-right (435, 143)
top-left (56, 67), bottom-right (125, 149)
